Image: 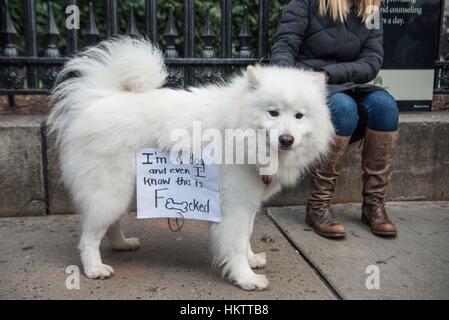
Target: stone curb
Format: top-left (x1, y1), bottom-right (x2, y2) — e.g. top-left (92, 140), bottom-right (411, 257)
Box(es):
top-left (1, 113), bottom-right (448, 216)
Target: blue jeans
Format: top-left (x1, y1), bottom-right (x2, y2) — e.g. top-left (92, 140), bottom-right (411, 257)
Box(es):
top-left (329, 91), bottom-right (399, 136)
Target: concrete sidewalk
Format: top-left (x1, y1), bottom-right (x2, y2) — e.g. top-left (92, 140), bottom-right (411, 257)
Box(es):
top-left (0, 202), bottom-right (448, 300)
top-left (268, 202), bottom-right (449, 300)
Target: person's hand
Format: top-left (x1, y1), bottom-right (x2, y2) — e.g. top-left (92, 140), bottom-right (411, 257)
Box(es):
top-left (322, 71), bottom-right (329, 82)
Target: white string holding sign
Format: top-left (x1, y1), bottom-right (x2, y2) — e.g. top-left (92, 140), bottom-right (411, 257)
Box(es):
top-left (136, 149), bottom-right (221, 224)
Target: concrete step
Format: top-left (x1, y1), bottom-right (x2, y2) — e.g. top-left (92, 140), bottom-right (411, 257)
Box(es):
top-left (0, 113), bottom-right (448, 216)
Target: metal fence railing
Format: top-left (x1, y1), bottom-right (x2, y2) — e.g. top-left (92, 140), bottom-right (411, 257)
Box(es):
top-left (1, 0), bottom-right (448, 107)
top-left (434, 60), bottom-right (449, 95)
top-left (0, 0), bottom-right (272, 107)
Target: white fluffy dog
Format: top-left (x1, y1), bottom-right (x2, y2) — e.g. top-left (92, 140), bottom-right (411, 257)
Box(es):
top-left (48, 37), bottom-right (334, 291)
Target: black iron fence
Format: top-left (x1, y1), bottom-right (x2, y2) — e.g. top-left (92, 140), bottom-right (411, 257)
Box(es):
top-left (434, 61), bottom-right (449, 94)
top-left (1, 0), bottom-right (449, 106)
top-left (0, 0), bottom-right (272, 107)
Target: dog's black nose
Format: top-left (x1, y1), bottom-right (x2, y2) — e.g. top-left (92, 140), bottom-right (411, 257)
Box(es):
top-left (279, 134), bottom-right (294, 148)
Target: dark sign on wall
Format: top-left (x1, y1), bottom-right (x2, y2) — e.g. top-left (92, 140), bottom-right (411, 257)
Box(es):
top-left (372, 0), bottom-right (442, 111)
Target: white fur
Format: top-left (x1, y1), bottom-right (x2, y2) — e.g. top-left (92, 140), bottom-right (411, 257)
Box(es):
top-left (48, 37), bottom-right (334, 291)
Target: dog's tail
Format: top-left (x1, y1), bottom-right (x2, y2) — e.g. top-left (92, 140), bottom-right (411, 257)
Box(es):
top-left (48, 37), bottom-right (167, 137)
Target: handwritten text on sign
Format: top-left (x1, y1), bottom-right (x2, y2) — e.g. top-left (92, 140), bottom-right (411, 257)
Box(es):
top-left (136, 149), bottom-right (221, 222)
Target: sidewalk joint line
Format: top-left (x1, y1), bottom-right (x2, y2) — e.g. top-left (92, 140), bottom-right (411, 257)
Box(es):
top-left (266, 210), bottom-right (344, 300)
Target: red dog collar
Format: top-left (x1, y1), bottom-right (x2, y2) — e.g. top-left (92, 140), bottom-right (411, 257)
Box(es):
top-left (262, 175), bottom-right (272, 186)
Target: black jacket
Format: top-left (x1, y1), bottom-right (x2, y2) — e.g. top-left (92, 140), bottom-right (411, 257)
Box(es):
top-left (271, 0), bottom-right (384, 95)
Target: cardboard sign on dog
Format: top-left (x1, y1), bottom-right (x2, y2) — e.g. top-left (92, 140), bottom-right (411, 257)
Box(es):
top-left (136, 149), bottom-right (221, 222)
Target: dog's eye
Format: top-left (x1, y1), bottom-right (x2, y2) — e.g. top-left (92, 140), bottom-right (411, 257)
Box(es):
top-left (295, 112), bottom-right (304, 119)
top-left (269, 111), bottom-right (279, 117)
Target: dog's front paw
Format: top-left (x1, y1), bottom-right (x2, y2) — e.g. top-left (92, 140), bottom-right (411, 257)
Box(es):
top-left (248, 252), bottom-right (267, 269)
top-left (84, 264), bottom-right (114, 279)
top-left (112, 237), bottom-right (141, 251)
top-left (235, 274), bottom-right (269, 291)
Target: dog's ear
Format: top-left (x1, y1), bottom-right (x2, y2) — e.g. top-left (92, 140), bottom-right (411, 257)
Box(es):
top-left (246, 65), bottom-right (262, 89)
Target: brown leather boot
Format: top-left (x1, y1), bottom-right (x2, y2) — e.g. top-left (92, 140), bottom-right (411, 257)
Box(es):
top-left (306, 136), bottom-right (350, 239)
top-left (361, 128), bottom-right (399, 237)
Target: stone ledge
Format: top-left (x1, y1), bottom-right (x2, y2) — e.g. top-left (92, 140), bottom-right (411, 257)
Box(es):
top-left (268, 112), bottom-right (449, 206)
top-left (46, 131), bottom-right (76, 215)
top-left (398, 111), bottom-right (449, 123)
top-left (1, 113), bottom-right (448, 216)
top-left (0, 115), bottom-right (46, 217)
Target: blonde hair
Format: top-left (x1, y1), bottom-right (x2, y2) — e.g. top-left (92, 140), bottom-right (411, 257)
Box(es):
top-left (319, 0), bottom-right (382, 22)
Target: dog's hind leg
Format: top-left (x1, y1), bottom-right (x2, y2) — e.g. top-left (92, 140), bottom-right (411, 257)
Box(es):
top-left (106, 220), bottom-right (140, 251)
top-left (79, 221), bottom-right (115, 279)
top-left (247, 211), bottom-right (267, 269)
top-left (77, 167), bottom-right (134, 280)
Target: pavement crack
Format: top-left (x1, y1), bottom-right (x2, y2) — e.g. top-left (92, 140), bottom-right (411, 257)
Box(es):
top-left (376, 255), bottom-right (396, 265)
